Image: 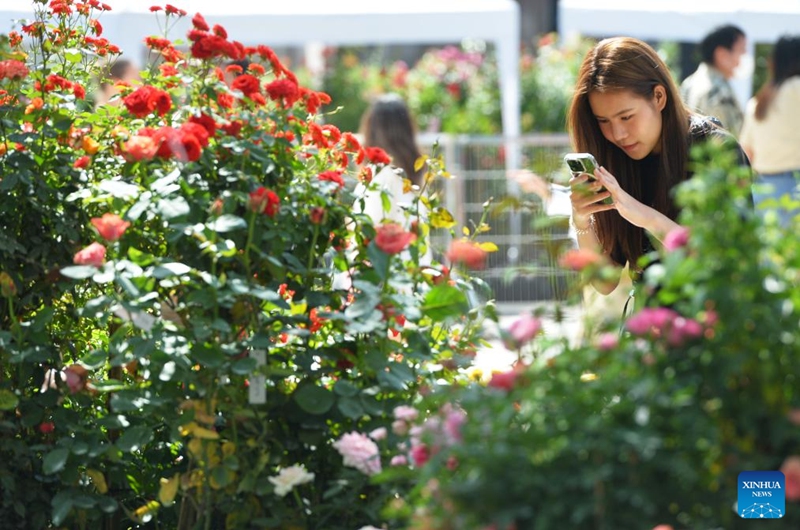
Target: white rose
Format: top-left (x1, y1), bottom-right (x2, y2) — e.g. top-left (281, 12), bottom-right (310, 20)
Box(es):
top-left (268, 464), bottom-right (315, 497)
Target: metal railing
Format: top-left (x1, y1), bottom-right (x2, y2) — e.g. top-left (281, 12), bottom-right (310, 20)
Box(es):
top-left (418, 133), bottom-right (578, 302)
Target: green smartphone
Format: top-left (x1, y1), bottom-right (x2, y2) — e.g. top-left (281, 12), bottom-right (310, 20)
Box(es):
top-left (564, 153), bottom-right (612, 205)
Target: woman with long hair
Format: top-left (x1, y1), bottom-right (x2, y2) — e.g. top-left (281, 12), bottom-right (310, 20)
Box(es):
top-left (567, 37), bottom-right (747, 295)
top-left (739, 35), bottom-right (800, 225)
top-left (355, 93), bottom-right (424, 226)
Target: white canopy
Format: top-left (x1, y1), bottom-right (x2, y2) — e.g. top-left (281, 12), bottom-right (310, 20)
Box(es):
top-left (0, 0), bottom-right (520, 139)
top-left (559, 0), bottom-right (800, 106)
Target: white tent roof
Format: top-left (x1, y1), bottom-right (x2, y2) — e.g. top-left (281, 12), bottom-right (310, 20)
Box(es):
top-left (0, 0), bottom-right (520, 138)
top-left (559, 0), bottom-right (800, 105)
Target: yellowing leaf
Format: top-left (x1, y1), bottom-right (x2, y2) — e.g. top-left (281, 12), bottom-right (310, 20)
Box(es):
top-left (132, 500), bottom-right (160, 524)
top-left (181, 421), bottom-right (220, 440)
top-left (86, 469), bottom-right (108, 494)
top-left (402, 177), bottom-right (413, 194)
top-left (462, 226), bottom-right (470, 237)
top-left (290, 302), bottom-right (308, 316)
top-left (222, 442), bottom-right (236, 457)
top-left (414, 156), bottom-right (427, 172)
top-left (478, 242), bottom-right (499, 253)
top-left (430, 208), bottom-right (456, 229)
top-left (158, 474), bottom-right (180, 507)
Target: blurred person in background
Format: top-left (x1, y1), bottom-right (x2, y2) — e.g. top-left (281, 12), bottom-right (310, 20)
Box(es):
top-left (739, 35), bottom-right (800, 225)
top-left (333, 94), bottom-right (431, 291)
top-left (95, 59), bottom-right (139, 107)
top-left (355, 93), bottom-right (426, 232)
top-left (681, 24), bottom-right (747, 136)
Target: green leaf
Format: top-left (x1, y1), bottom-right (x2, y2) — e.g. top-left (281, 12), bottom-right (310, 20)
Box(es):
top-left (336, 396), bottom-right (364, 419)
top-left (156, 197), bottom-right (190, 219)
top-left (232, 357), bottom-right (257, 375)
top-left (43, 448), bottom-right (70, 475)
top-left (51, 490), bottom-right (73, 526)
top-left (116, 425), bottom-right (154, 452)
top-left (333, 380), bottom-right (359, 397)
top-left (422, 284), bottom-right (469, 321)
top-left (0, 389), bottom-right (19, 411)
top-left (208, 214), bottom-right (247, 233)
top-left (293, 383), bottom-right (334, 415)
top-left (377, 363), bottom-right (415, 390)
top-left (152, 262), bottom-right (191, 279)
top-left (367, 241), bottom-right (390, 280)
top-left (64, 48), bottom-right (82, 63)
top-left (98, 179), bottom-right (140, 199)
top-left (60, 265), bottom-right (99, 279)
top-left (79, 349), bottom-right (108, 369)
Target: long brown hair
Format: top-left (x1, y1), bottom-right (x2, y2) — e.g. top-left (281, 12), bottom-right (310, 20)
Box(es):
top-left (360, 93), bottom-right (423, 186)
top-left (567, 37), bottom-right (690, 268)
top-left (754, 35), bottom-right (800, 121)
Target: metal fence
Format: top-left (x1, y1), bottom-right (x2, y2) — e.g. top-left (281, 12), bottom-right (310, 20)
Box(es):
top-left (418, 133), bottom-right (578, 302)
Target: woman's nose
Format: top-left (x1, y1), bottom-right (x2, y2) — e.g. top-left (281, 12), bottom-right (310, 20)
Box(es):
top-left (612, 123), bottom-right (628, 142)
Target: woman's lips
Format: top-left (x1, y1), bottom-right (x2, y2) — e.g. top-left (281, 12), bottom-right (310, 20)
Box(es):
top-left (621, 142), bottom-right (638, 153)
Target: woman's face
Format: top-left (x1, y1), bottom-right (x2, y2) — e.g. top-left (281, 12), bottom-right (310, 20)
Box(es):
top-left (588, 87), bottom-right (667, 160)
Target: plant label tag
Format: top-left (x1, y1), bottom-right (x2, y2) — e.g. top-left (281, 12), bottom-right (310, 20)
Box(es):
top-left (248, 349), bottom-right (267, 405)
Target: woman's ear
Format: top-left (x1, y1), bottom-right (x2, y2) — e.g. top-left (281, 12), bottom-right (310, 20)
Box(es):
top-left (653, 85), bottom-right (667, 112)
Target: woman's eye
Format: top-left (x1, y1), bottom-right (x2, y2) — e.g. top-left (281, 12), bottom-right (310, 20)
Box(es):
top-left (621, 115), bottom-right (633, 121)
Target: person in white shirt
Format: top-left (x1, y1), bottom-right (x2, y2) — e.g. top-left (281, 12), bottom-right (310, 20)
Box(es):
top-left (739, 35), bottom-right (800, 225)
top-left (354, 94), bottom-right (432, 264)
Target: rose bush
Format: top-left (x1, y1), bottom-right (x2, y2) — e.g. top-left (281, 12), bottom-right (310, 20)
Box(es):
top-left (384, 142), bottom-right (800, 529)
top-left (0, 2), bottom-right (496, 529)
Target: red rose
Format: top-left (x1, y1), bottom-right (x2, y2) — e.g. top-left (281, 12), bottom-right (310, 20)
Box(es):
top-left (180, 121), bottom-right (210, 147)
top-left (231, 74), bottom-right (261, 97)
top-left (123, 86), bottom-right (156, 117)
top-left (265, 78), bottom-right (299, 106)
top-left (375, 223), bottom-right (415, 255)
top-left (0, 59), bottom-right (29, 81)
top-left (39, 421), bottom-right (55, 434)
top-left (188, 113), bottom-right (217, 137)
top-left (73, 155), bottom-right (91, 169)
top-left (91, 213), bottom-right (131, 242)
top-left (191, 12), bottom-right (210, 31)
top-left (249, 187), bottom-right (280, 216)
top-left (309, 207), bottom-right (326, 225)
top-left (365, 146), bottom-right (391, 165)
top-left (170, 128), bottom-right (202, 162)
top-left (73, 242), bottom-right (106, 267)
top-left (317, 170), bottom-right (344, 191)
top-left (151, 89), bottom-right (172, 116)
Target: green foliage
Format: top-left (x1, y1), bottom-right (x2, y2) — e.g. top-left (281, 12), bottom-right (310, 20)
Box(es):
top-left (390, 140), bottom-right (800, 529)
top-left (0, 4), bottom-right (494, 529)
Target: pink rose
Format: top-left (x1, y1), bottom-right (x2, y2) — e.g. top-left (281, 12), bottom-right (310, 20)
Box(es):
top-left (332, 432), bottom-right (382, 476)
top-left (393, 405), bottom-right (419, 422)
top-left (390, 455), bottom-right (408, 466)
top-left (663, 226), bottom-right (690, 251)
top-left (782, 456), bottom-right (800, 501)
top-left (410, 443), bottom-right (430, 467)
top-left (667, 317), bottom-right (703, 346)
top-left (446, 239), bottom-right (486, 270)
top-left (368, 427), bottom-right (387, 441)
top-left (91, 213), bottom-right (131, 242)
top-left (506, 313), bottom-right (542, 348)
top-left (73, 242), bottom-right (106, 267)
top-left (488, 370), bottom-right (517, 392)
top-left (626, 307), bottom-right (679, 337)
top-left (652, 526), bottom-right (674, 530)
top-left (596, 332), bottom-right (619, 351)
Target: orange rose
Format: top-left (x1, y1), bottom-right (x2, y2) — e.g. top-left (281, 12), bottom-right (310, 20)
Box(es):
top-left (91, 213), bottom-right (131, 242)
